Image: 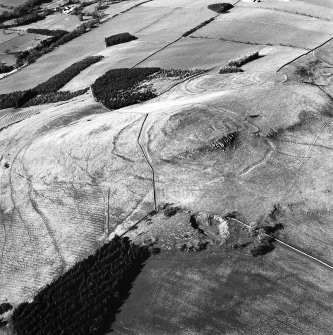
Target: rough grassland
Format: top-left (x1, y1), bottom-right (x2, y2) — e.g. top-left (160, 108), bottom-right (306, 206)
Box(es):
top-left (110, 246), bottom-right (333, 335)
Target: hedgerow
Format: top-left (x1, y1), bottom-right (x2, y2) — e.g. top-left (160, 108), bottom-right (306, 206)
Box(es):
top-left (105, 32), bottom-right (137, 47)
top-left (26, 28), bottom-right (68, 36)
top-left (182, 17), bottom-right (215, 37)
top-left (12, 236), bottom-right (151, 335)
top-left (208, 3), bottom-right (233, 13)
top-left (92, 67), bottom-right (161, 110)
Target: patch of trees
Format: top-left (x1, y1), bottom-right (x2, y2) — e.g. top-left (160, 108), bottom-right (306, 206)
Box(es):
top-left (182, 17), bottom-right (215, 37)
top-left (26, 28), bottom-right (68, 36)
top-left (219, 51), bottom-right (261, 74)
top-left (0, 56), bottom-right (103, 109)
top-left (105, 32), bottom-right (137, 47)
top-left (92, 67), bottom-right (161, 110)
top-left (12, 236), bottom-right (151, 335)
top-left (208, 3), bottom-right (233, 13)
top-left (219, 65), bottom-right (243, 74)
top-left (226, 51), bottom-right (261, 67)
top-left (0, 63), bottom-right (14, 74)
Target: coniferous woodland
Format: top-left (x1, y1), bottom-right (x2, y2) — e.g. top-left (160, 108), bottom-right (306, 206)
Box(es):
top-left (104, 33), bottom-right (137, 47)
top-left (0, 56), bottom-right (103, 109)
top-left (92, 67), bottom-right (161, 110)
top-left (207, 3), bottom-right (233, 13)
top-left (12, 236), bottom-right (151, 335)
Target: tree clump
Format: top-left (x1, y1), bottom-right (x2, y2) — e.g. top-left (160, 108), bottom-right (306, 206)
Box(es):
top-left (208, 3), bottom-right (234, 13)
top-left (92, 67), bottom-right (161, 110)
top-left (105, 32), bottom-right (137, 47)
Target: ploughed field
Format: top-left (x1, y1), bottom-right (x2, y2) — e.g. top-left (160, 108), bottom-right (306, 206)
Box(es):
top-left (0, 0), bottom-right (333, 334)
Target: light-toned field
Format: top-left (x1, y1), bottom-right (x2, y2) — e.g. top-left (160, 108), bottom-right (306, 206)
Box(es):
top-left (191, 20), bottom-right (330, 50)
top-left (135, 6), bottom-right (215, 43)
top-left (0, 32), bottom-right (49, 54)
top-left (139, 37), bottom-right (262, 69)
top-left (216, 6), bottom-right (333, 34)
top-left (238, 0), bottom-right (333, 21)
top-left (13, 13), bottom-right (81, 32)
top-left (0, 0), bottom-right (23, 8)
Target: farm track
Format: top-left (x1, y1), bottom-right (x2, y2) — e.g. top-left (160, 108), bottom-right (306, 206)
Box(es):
top-left (229, 218), bottom-right (333, 270)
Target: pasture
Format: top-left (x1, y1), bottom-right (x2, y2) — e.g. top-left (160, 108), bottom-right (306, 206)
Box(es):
top-left (0, 32), bottom-right (49, 54)
top-left (0, 0), bottom-right (23, 8)
top-left (0, 29), bottom-right (20, 44)
top-left (216, 6), bottom-right (333, 34)
top-left (14, 13), bottom-right (80, 32)
top-left (191, 20), bottom-right (331, 50)
top-left (111, 245), bottom-right (333, 334)
top-left (139, 37), bottom-right (261, 69)
top-left (238, 0), bottom-right (333, 21)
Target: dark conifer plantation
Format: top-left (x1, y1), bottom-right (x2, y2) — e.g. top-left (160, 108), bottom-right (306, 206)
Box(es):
top-left (12, 236), bottom-right (150, 335)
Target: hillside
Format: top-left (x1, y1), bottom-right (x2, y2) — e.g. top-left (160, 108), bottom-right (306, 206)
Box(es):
top-left (0, 0), bottom-right (333, 334)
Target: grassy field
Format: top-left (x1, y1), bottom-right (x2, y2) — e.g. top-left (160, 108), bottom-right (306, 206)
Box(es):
top-left (0, 0), bottom-right (24, 8)
top-left (0, 29), bottom-right (20, 44)
top-left (110, 245), bottom-right (333, 334)
top-left (0, 5), bottom-right (176, 93)
top-left (140, 37), bottom-right (261, 69)
top-left (14, 13), bottom-right (81, 32)
top-left (0, 32), bottom-right (49, 54)
top-left (238, 0), bottom-right (333, 21)
top-left (191, 20), bottom-right (330, 50)
top-left (135, 6), bottom-right (215, 43)
top-left (216, 7), bottom-right (333, 34)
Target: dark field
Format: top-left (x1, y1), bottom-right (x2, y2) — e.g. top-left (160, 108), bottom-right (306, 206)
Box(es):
top-left (111, 242), bottom-right (333, 335)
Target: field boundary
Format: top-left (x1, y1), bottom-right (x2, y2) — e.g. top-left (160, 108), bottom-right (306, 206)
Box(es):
top-left (137, 114), bottom-right (157, 211)
top-left (276, 36), bottom-right (333, 73)
top-left (229, 217), bottom-right (333, 270)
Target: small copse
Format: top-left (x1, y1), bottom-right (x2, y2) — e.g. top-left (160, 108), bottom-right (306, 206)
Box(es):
top-left (105, 32), bottom-right (137, 47)
top-left (208, 3), bottom-right (233, 13)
